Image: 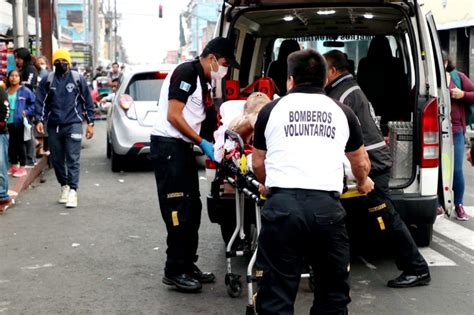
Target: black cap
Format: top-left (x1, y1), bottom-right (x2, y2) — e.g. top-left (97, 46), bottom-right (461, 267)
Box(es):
top-left (204, 37), bottom-right (240, 69)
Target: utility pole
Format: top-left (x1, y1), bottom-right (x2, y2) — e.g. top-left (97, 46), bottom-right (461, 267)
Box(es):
top-left (39, 0), bottom-right (53, 64)
top-left (12, 0), bottom-right (27, 48)
top-left (114, 0), bottom-right (117, 62)
top-left (92, 0), bottom-right (99, 69)
top-left (35, 0), bottom-right (40, 55)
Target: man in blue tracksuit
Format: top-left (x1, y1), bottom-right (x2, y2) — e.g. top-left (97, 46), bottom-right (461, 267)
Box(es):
top-left (35, 49), bottom-right (95, 208)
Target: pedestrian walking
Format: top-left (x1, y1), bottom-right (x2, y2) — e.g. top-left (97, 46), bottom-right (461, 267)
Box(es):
top-left (324, 49), bottom-right (431, 288)
top-left (5, 70), bottom-right (35, 178)
top-left (33, 56), bottom-right (52, 157)
top-left (35, 48), bottom-right (95, 208)
top-left (252, 49), bottom-right (374, 314)
top-left (13, 47), bottom-right (38, 92)
top-left (107, 62), bottom-right (123, 85)
top-left (14, 47), bottom-right (38, 167)
top-left (150, 37), bottom-right (240, 293)
top-left (442, 51), bottom-right (474, 221)
top-left (35, 55), bottom-right (51, 81)
top-left (0, 86), bottom-right (12, 214)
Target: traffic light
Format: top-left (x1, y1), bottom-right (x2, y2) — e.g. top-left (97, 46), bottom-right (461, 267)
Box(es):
top-left (159, 4), bottom-right (163, 18)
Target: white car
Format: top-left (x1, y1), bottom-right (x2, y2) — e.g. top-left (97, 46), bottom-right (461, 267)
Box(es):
top-left (106, 66), bottom-right (174, 172)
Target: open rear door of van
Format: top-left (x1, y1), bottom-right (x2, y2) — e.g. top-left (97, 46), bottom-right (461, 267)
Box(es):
top-left (426, 12), bottom-right (454, 215)
top-left (224, 0), bottom-right (410, 5)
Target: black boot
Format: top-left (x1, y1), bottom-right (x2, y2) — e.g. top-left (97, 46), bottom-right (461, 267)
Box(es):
top-left (162, 274), bottom-right (202, 292)
top-left (387, 272), bottom-right (431, 288)
top-left (190, 265), bottom-right (216, 283)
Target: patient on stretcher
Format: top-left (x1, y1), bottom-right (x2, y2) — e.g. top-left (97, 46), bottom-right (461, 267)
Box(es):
top-left (214, 92), bottom-right (271, 163)
top-left (229, 92), bottom-right (271, 144)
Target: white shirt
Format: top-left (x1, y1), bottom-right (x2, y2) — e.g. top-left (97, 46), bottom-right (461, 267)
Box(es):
top-left (151, 60), bottom-right (209, 143)
top-left (253, 86), bottom-right (363, 193)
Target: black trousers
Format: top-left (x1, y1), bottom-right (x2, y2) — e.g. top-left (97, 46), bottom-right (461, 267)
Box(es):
top-left (342, 171), bottom-right (428, 274)
top-left (255, 188), bottom-right (350, 315)
top-left (150, 136), bottom-right (202, 276)
top-left (7, 123), bottom-right (26, 166)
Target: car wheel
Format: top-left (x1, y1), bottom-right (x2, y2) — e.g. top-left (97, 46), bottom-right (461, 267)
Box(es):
top-left (106, 136), bottom-right (111, 159)
top-left (111, 150), bottom-right (123, 172)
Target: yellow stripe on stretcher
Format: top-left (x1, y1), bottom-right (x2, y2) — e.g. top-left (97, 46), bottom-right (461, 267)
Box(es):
top-left (377, 216), bottom-right (386, 230)
top-left (240, 154), bottom-right (248, 174)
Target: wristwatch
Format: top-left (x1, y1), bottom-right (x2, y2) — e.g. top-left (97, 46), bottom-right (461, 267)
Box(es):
top-left (88, 122), bottom-right (95, 127)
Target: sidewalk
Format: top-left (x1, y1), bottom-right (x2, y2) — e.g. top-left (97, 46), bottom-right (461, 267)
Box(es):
top-left (2, 156), bottom-right (49, 214)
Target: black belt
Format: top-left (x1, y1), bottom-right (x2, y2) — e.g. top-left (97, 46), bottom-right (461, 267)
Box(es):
top-left (268, 187), bottom-right (340, 199)
top-left (151, 135), bottom-right (194, 149)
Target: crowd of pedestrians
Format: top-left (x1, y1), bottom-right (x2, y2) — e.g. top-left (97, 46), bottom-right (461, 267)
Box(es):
top-left (0, 46), bottom-right (97, 213)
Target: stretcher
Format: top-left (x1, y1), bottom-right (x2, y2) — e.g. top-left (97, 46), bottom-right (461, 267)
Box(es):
top-left (216, 130), bottom-right (314, 314)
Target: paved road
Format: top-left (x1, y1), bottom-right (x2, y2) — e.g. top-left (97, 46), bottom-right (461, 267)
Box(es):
top-left (0, 122), bottom-right (473, 314)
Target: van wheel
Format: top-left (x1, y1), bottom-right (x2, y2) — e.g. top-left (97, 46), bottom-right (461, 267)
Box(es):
top-left (106, 136), bottom-right (111, 159)
top-left (111, 150), bottom-right (123, 172)
top-left (413, 223), bottom-right (433, 247)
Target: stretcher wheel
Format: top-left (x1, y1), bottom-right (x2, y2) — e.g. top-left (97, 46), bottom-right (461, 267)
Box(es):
top-left (226, 276), bottom-right (242, 298)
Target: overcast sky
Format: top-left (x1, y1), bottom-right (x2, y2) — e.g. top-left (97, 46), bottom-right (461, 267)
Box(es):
top-left (114, 0), bottom-right (188, 64)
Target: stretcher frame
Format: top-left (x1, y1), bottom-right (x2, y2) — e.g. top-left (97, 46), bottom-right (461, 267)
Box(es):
top-left (218, 130), bottom-right (314, 314)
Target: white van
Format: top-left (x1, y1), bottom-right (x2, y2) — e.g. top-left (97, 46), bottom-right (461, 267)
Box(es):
top-left (206, 0), bottom-right (453, 246)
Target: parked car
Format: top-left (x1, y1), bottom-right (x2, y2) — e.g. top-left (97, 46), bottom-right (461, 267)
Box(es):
top-left (106, 66), bottom-right (173, 172)
top-left (206, 0), bottom-right (453, 246)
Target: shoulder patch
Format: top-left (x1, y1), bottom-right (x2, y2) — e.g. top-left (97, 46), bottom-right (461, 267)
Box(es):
top-left (179, 81), bottom-right (191, 92)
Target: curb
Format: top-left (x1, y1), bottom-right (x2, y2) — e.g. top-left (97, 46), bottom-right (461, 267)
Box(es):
top-left (9, 156), bottom-right (49, 201)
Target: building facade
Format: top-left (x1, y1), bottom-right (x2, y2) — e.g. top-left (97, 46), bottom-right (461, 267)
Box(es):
top-left (423, 0), bottom-right (474, 80)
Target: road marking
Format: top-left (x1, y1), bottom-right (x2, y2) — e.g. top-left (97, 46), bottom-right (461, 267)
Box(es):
top-left (433, 216), bottom-right (474, 251)
top-left (418, 247), bottom-right (457, 266)
top-left (432, 235), bottom-right (474, 265)
top-left (464, 206), bottom-right (474, 217)
top-left (21, 263), bottom-right (54, 270)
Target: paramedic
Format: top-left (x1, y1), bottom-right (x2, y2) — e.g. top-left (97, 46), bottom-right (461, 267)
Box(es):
top-left (324, 50), bottom-right (430, 288)
top-left (150, 37), bottom-right (240, 293)
top-left (252, 49), bottom-right (374, 315)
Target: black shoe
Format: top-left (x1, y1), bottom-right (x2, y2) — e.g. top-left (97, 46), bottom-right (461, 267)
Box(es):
top-left (190, 269), bottom-right (216, 283)
top-left (387, 272), bottom-right (431, 288)
top-left (162, 274), bottom-right (202, 292)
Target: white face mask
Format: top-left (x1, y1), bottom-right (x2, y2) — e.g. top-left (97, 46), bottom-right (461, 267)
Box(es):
top-left (40, 65), bottom-right (47, 70)
top-left (210, 57), bottom-right (228, 80)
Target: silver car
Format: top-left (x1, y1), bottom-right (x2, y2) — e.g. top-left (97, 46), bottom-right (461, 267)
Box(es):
top-left (106, 66), bottom-right (174, 172)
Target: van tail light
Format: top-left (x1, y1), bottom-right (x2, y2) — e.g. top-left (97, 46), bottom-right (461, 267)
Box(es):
top-left (133, 142), bottom-right (145, 148)
top-left (205, 159), bottom-right (217, 169)
top-left (421, 98), bottom-right (439, 168)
